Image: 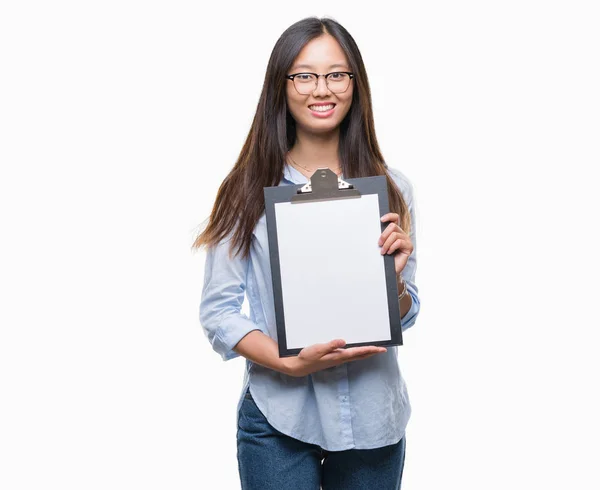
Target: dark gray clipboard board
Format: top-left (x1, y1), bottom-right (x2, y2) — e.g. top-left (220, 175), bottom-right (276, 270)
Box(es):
top-left (264, 168), bottom-right (403, 358)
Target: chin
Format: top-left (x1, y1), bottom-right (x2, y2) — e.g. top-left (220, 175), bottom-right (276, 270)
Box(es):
top-left (299, 119), bottom-right (342, 134)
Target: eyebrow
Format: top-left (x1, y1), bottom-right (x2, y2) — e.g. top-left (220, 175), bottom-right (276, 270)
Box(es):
top-left (291, 63), bottom-right (349, 71)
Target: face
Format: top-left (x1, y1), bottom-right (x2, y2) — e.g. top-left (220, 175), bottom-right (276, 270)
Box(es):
top-left (286, 34), bottom-right (354, 135)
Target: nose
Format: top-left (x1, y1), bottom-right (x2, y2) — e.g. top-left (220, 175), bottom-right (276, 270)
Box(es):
top-left (313, 75), bottom-right (331, 96)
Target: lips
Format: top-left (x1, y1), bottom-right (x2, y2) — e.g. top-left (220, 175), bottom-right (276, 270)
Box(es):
top-left (308, 103), bottom-right (336, 112)
top-left (307, 102), bottom-right (337, 119)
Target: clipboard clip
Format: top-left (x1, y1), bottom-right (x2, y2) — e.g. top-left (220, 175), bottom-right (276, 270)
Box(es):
top-left (291, 168), bottom-right (361, 203)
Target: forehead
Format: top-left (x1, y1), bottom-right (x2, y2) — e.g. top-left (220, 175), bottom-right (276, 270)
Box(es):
top-left (290, 34), bottom-right (350, 71)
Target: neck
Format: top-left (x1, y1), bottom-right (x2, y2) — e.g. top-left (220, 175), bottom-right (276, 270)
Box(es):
top-left (288, 127), bottom-right (341, 172)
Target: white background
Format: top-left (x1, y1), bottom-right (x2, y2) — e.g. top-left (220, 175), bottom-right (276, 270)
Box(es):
top-left (1, 1), bottom-right (598, 489)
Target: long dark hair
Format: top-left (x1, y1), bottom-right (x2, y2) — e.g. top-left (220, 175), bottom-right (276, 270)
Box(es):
top-left (192, 16), bottom-right (411, 259)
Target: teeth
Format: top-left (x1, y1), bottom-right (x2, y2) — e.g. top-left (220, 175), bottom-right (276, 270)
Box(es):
top-left (309, 104), bottom-right (334, 112)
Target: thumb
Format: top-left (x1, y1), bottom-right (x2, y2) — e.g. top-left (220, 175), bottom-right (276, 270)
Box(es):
top-left (323, 339), bottom-right (346, 354)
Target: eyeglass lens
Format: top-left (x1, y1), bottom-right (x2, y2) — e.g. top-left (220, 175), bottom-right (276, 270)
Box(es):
top-left (293, 73), bottom-right (351, 94)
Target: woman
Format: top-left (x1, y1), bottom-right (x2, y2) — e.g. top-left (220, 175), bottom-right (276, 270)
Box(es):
top-left (193, 16), bottom-right (421, 490)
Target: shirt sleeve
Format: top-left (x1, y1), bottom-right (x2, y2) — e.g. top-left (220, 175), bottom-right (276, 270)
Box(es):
top-left (389, 168), bottom-right (421, 332)
top-left (199, 235), bottom-right (264, 361)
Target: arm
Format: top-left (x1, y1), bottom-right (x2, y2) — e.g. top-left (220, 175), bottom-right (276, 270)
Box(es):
top-left (233, 330), bottom-right (290, 374)
top-left (390, 170), bottom-right (421, 331)
top-left (199, 235), bottom-right (282, 367)
top-left (399, 179), bottom-right (420, 331)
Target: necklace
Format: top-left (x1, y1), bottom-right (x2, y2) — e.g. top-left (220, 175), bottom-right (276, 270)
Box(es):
top-left (287, 152), bottom-right (342, 177)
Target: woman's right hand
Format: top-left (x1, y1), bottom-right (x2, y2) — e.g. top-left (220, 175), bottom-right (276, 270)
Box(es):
top-left (282, 339), bottom-right (387, 377)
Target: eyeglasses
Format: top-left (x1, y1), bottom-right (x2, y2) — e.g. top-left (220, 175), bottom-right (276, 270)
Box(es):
top-left (285, 71), bottom-right (354, 95)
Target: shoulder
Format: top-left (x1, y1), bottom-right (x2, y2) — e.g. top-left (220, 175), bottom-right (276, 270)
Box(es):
top-left (385, 165), bottom-right (415, 205)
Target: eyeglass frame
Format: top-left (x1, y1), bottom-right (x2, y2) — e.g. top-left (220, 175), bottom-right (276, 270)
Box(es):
top-left (285, 71), bottom-right (355, 94)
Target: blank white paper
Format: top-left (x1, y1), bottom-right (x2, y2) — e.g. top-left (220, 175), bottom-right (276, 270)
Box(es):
top-left (274, 194), bottom-right (392, 349)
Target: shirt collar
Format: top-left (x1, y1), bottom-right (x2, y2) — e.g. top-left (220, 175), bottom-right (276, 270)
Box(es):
top-left (281, 163), bottom-right (344, 185)
top-left (282, 162), bottom-right (307, 184)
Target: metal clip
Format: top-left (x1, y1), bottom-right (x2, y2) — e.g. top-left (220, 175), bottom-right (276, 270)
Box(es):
top-left (298, 176), bottom-right (353, 194)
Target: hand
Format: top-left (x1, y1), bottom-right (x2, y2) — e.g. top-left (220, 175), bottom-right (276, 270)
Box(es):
top-left (379, 213), bottom-right (414, 275)
top-left (282, 339), bottom-right (387, 378)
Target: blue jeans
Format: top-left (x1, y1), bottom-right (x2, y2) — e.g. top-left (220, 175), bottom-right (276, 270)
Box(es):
top-left (237, 388), bottom-right (406, 490)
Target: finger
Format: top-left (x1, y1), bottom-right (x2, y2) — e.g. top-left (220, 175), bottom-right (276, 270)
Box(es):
top-left (387, 237), bottom-right (413, 256)
top-left (303, 339), bottom-right (346, 360)
top-left (381, 232), bottom-right (410, 255)
top-left (380, 230), bottom-right (400, 253)
top-left (341, 346), bottom-right (386, 360)
top-left (318, 339), bottom-right (346, 356)
top-left (378, 222), bottom-right (403, 246)
top-left (322, 345), bottom-right (385, 362)
top-left (344, 350), bottom-right (386, 363)
top-left (326, 351), bottom-right (380, 368)
top-left (352, 346), bottom-right (387, 356)
top-left (380, 213), bottom-right (400, 224)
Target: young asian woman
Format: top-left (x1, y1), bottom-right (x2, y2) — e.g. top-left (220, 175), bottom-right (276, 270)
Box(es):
top-left (193, 16), bottom-right (421, 490)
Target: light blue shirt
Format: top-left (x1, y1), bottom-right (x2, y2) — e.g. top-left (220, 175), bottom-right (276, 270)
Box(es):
top-left (199, 163), bottom-right (421, 451)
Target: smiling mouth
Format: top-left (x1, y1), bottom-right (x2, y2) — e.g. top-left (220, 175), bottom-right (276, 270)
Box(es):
top-left (308, 103), bottom-right (336, 112)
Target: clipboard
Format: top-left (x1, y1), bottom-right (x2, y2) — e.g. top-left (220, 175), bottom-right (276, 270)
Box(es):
top-left (264, 168), bottom-right (403, 358)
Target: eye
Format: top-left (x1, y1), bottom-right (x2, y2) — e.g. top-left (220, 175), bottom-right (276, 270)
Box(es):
top-left (328, 72), bottom-right (345, 80)
top-left (295, 73), bottom-right (315, 81)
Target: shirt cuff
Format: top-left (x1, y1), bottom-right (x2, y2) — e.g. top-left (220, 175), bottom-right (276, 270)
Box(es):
top-left (400, 287), bottom-right (420, 331)
top-left (213, 314), bottom-right (264, 361)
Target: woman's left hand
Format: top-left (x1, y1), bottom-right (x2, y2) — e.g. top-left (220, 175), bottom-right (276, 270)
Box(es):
top-left (378, 213), bottom-right (413, 275)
